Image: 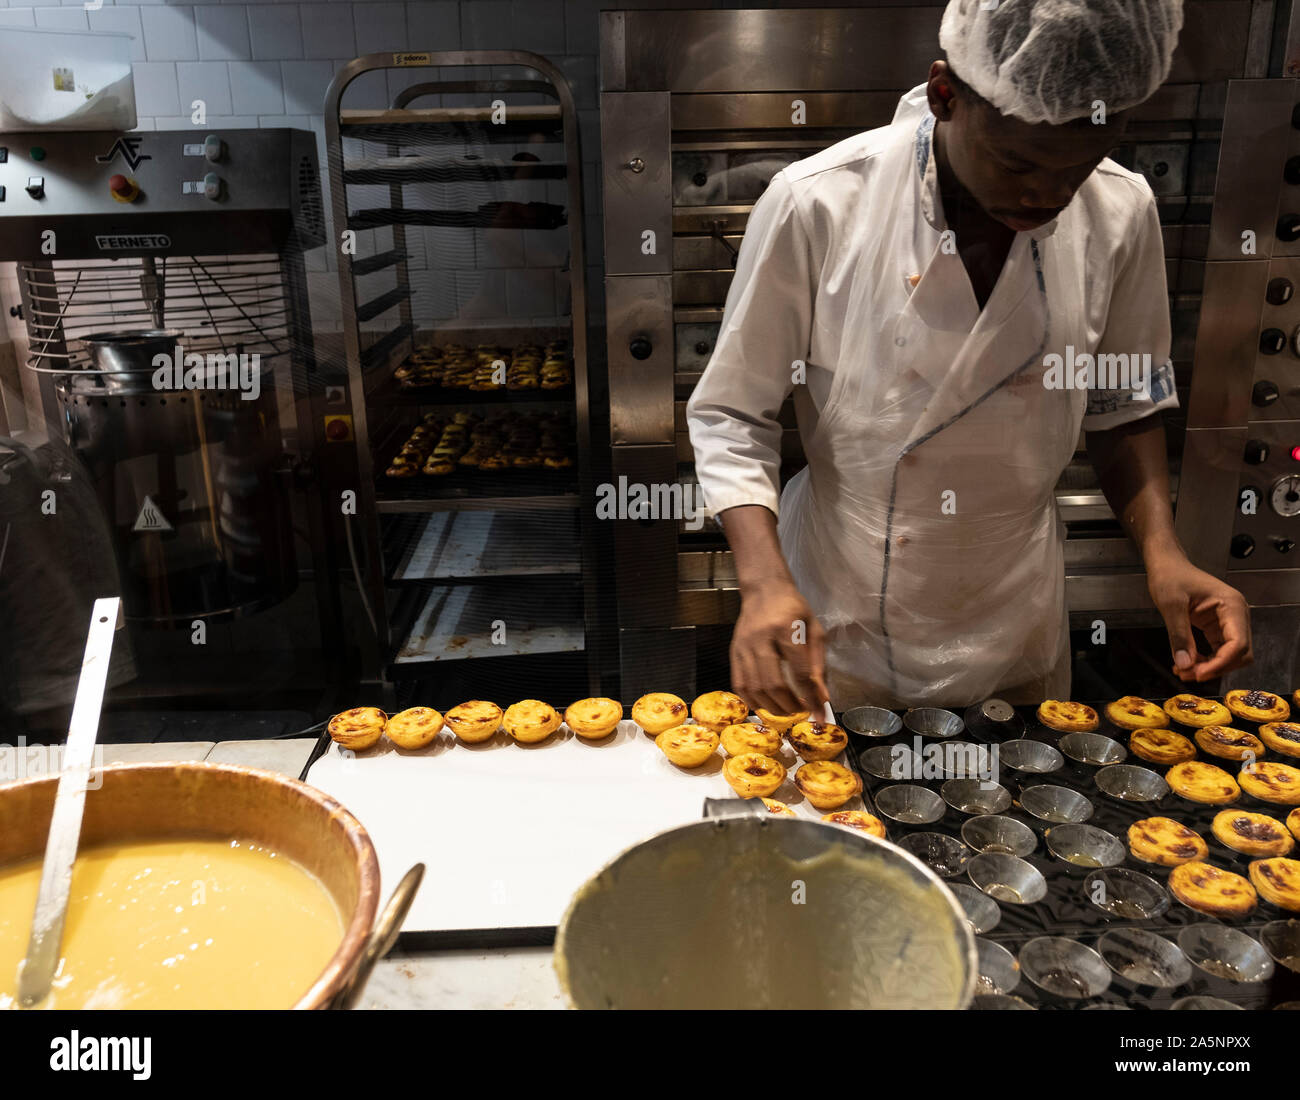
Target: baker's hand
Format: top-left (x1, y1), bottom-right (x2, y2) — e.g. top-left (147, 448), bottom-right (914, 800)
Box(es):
top-left (1147, 555), bottom-right (1252, 682)
top-left (731, 579), bottom-right (829, 715)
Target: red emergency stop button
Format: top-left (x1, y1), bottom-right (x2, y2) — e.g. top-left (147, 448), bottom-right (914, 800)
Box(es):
top-left (109, 174), bottom-right (140, 203)
top-left (1290, 445), bottom-right (1300, 462)
top-left (323, 414), bottom-right (353, 442)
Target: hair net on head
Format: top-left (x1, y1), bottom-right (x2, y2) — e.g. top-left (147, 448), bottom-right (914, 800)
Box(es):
top-left (938, 0), bottom-right (1184, 125)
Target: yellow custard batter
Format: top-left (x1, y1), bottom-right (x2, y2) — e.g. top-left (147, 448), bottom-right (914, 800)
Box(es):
top-left (0, 838), bottom-right (343, 1010)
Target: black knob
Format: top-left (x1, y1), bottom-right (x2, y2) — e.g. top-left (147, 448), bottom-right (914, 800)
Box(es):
top-left (1279, 214), bottom-right (1300, 242)
top-left (1287, 157), bottom-right (1300, 186)
top-left (694, 341), bottom-right (710, 355)
top-left (7, 304), bottom-right (21, 320)
top-left (692, 172), bottom-right (708, 187)
top-left (1253, 380), bottom-right (1281, 407)
top-left (1274, 537), bottom-right (1296, 554)
top-left (1267, 277), bottom-right (1294, 305)
top-left (1231, 534), bottom-right (1256, 559)
top-left (1293, 102), bottom-right (1300, 129)
top-left (1261, 328), bottom-right (1287, 355)
top-left (629, 336), bottom-right (653, 361)
top-left (1245, 439), bottom-right (1270, 464)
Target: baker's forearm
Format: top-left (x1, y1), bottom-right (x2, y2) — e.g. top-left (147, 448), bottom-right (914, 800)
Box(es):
top-left (718, 504), bottom-right (796, 594)
top-left (1086, 415), bottom-right (1180, 564)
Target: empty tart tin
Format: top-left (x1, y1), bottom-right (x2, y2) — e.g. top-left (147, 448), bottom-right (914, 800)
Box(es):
top-left (1059, 732), bottom-right (1127, 766)
top-left (931, 741), bottom-right (996, 780)
top-left (960, 814), bottom-right (1037, 857)
top-left (946, 882), bottom-right (1002, 934)
top-left (1018, 783), bottom-right (1094, 824)
top-left (903, 707), bottom-right (964, 739)
top-left (1044, 823), bottom-right (1125, 869)
top-left (962, 698), bottom-right (1026, 742)
top-left (874, 783), bottom-right (945, 825)
top-left (998, 739), bottom-right (1063, 774)
top-left (897, 832), bottom-right (973, 877)
top-left (1097, 928), bottom-right (1192, 990)
top-left (941, 778), bottom-right (1012, 815)
top-left (1177, 924), bottom-right (1275, 983)
top-left (967, 852), bottom-right (1048, 905)
top-left (1172, 995), bottom-right (1245, 1010)
top-left (1094, 764), bottom-right (1170, 802)
top-left (970, 993), bottom-right (1035, 1010)
top-left (859, 743), bottom-right (923, 780)
top-left (1260, 920), bottom-right (1300, 973)
top-left (975, 937), bottom-right (1021, 995)
top-left (841, 706), bottom-right (903, 738)
top-left (1083, 867), bottom-right (1170, 919)
top-left (1019, 936), bottom-right (1112, 1000)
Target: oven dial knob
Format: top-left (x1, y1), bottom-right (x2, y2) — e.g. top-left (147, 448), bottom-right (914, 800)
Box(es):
top-left (1280, 214), bottom-right (1300, 242)
top-left (1253, 380), bottom-right (1281, 407)
top-left (1274, 537), bottom-right (1296, 553)
top-left (1272, 474), bottom-right (1300, 517)
top-left (1261, 328), bottom-right (1287, 355)
top-left (1267, 277), bottom-right (1294, 305)
top-left (1245, 439), bottom-right (1270, 465)
top-left (1230, 534), bottom-right (1256, 559)
top-left (629, 336), bottom-right (652, 361)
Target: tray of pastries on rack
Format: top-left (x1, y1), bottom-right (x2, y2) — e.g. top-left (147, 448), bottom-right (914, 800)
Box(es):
top-left (392, 338), bottom-right (573, 392)
top-left (384, 408), bottom-right (575, 478)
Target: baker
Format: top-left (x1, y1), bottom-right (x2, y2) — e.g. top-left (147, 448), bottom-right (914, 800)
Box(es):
top-left (687, 0), bottom-right (1252, 714)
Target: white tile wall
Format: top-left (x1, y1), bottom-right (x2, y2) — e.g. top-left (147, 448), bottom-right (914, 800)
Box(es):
top-left (300, 3), bottom-right (354, 58)
top-left (176, 59), bottom-right (232, 115)
top-left (141, 4), bottom-right (198, 61)
top-left (248, 5), bottom-right (301, 60)
top-left (195, 5), bottom-right (250, 60)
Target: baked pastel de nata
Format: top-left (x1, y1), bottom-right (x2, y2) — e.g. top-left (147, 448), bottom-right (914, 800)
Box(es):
top-left (1248, 857), bottom-right (1300, 911)
top-left (1194, 726), bottom-right (1265, 763)
top-left (1168, 861), bottom-right (1257, 919)
top-left (788, 720), bottom-right (849, 762)
top-left (1292, 807), bottom-right (1300, 842)
top-left (722, 752), bottom-right (785, 798)
top-left (1129, 727), bottom-right (1196, 766)
top-left (1211, 810), bottom-right (1296, 858)
top-left (1225, 688), bottom-right (1291, 725)
top-left (1127, 817), bottom-right (1208, 867)
top-left (564, 697), bottom-right (623, 740)
top-left (1260, 721), bottom-right (1300, 759)
top-left (1166, 760), bottom-right (1240, 805)
top-left (1036, 700), bottom-right (1099, 732)
top-left (1238, 760), bottom-right (1300, 805)
top-left (761, 797), bottom-right (797, 817)
top-left (720, 722), bottom-right (782, 758)
top-left (755, 707), bottom-right (811, 734)
top-left (1163, 694), bottom-right (1232, 728)
top-left (822, 810), bottom-right (887, 838)
top-left (631, 692), bottom-right (688, 735)
top-left (655, 725), bottom-right (719, 768)
top-left (385, 706), bottom-right (444, 749)
top-left (1105, 696), bottom-right (1170, 730)
top-left (445, 700), bottom-right (503, 743)
top-left (328, 706), bottom-right (388, 751)
top-left (503, 700), bottom-right (562, 744)
top-left (691, 690), bottom-right (749, 732)
top-left (794, 760), bottom-right (862, 810)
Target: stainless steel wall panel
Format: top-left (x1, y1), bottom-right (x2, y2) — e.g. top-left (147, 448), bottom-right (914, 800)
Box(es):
top-left (607, 275), bottom-right (675, 444)
top-left (600, 92), bottom-right (672, 276)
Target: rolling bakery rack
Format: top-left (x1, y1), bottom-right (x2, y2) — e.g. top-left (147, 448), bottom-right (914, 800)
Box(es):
top-left (324, 52), bottom-right (600, 699)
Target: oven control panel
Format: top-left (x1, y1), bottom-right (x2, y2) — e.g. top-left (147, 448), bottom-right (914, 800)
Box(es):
top-left (1231, 423), bottom-right (1300, 567)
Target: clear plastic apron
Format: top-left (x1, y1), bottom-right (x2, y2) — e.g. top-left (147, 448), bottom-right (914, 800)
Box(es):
top-left (778, 112), bottom-right (1087, 709)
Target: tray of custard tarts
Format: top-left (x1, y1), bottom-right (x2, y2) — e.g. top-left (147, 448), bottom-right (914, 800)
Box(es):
top-left (840, 692), bottom-right (1300, 1009)
top-left (302, 693), bottom-right (874, 937)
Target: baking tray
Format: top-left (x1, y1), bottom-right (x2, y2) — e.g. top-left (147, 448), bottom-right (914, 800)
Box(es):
top-left (849, 700), bottom-right (1300, 1009)
top-left (302, 714), bottom-right (871, 943)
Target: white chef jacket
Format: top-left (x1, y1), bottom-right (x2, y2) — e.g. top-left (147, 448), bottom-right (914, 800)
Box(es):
top-left (687, 84), bottom-right (1178, 709)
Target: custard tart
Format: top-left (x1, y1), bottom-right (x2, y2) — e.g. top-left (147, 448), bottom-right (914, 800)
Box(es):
top-left (1163, 694), bottom-right (1232, 728)
top-left (384, 706), bottom-right (444, 749)
top-left (760, 797), bottom-right (797, 817)
top-left (1260, 722), bottom-right (1300, 759)
top-left (720, 722), bottom-right (782, 758)
top-left (788, 720), bottom-right (849, 762)
top-left (1166, 761), bottom-right (1240, 805)
top-left (1193, 726), bottom-right (1265, 762)
top-left (503, 700), bottom-right (562, 744)
top-left (1211, 810), bottom-right (1295, 857)
top-left (631, 692), bottom-right (689, 735)
top-left (445, 700), bottom-right (503, 743)
top-left (1291, 808), bottom-right (1300, 842)
top-left (822, 810), bottom-right (887, 838)
top-left (1127, 817), bottom-right (1207, 867)
top-left (655, 725), bottom-right (719, 768)
top-left (722, 752), bottom-right (786, 798)
top-left (328, 706), bottom-right (387, 751)
top-left (755, 707), bottom-right (811, 734)
top-left (691, 690), bottom-right (749, 732)
top-left (1238, 760), bottom-right (1300, 805)
top-left (1225, 689), bottom-right (1291, 724)
top-left (1036, 700), bottom-right (1099, 732)
top-left (1129, 727), bottom-right (1196, 765)
top-left (563, 697), bottom-right (623, 740)
top-left (1248, 857), bottom-right (1300, 911)
top-left (794, 760), bottom-right (862, 810)
top-left (1168, 861), bottom-right (1257, 918)
top-left (1104, 696), bottom-right (1170, 730)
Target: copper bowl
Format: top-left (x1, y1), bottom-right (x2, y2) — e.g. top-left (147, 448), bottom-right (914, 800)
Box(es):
top-left (0, 762), bottom-right (390, 1010)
